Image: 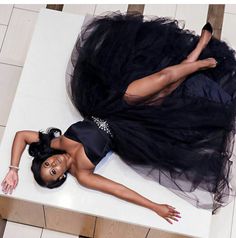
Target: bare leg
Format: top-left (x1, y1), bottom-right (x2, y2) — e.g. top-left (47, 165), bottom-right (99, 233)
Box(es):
top-left (157, 28), bottom-right (214, 97)
top-left (125, 58), bottom-right (217, 104)
top-left (124, 28), bottom-right (215, 104)
top-left (182, 26), bottom-right (213, 64)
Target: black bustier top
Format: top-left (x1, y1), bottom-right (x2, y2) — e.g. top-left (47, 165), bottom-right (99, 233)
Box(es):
top-left (64, 119), bottom-right (113, 166)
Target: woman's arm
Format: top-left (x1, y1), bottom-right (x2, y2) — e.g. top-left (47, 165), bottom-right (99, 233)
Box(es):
top-left (77, 170), bottom-right (181, 224)
top-left (10, 131), bottom-right (39, 167)
top-left (1, 130), bottom-right (39, 194)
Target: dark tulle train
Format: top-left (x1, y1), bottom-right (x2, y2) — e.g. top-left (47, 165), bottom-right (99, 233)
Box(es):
top-left (67, 11), bottom-right (236, 213)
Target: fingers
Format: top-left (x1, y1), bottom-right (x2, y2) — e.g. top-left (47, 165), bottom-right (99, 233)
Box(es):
top-left (165, 218), bottom-right (173, 224)
top-left (13, 179), bottom-right (18, 189)
top-left (165, 205), bottom-right (181, 224)
top-left (168, 215), bottom-right (178, 222)
top-left (1, 180), bottom-right (15, 194)
top-left (1, 179), bottom-right (6, 187)
top-left (165, 215), bottom-right (180, 224)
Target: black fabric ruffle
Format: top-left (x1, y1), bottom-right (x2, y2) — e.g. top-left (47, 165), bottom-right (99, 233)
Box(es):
top-left (67, 11), bottom-right (236, 213)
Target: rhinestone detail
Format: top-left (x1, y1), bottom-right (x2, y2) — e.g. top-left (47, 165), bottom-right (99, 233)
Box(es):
top-left (91, 116), bottom-right (113, 137)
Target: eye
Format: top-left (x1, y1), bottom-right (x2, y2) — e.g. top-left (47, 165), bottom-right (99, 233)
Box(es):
top-left (44, 162), bottom-right (50, 167)
top-left (50, 169), bottom-right (56, 175)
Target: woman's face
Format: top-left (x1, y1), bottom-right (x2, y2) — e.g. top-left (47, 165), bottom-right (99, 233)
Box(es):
top-left (40, 154), bottom-right (69, 183)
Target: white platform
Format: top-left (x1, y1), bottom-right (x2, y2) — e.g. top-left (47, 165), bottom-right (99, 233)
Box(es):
top-left (0, 9), bottom-right (212, 238)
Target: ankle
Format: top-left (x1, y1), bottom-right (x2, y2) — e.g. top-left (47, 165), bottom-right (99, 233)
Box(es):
top-left (198, 59), bottom-right (209, 70)
top-left (197, 39), bottom-right (207, 50)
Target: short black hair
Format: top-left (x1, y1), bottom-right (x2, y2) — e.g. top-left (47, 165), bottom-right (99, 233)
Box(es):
top-left (28, 128), bottom-right (68, 189)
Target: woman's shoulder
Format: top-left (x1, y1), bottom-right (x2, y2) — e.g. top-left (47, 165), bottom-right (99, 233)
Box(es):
top-left (51, 134), bottom-right (80, 151)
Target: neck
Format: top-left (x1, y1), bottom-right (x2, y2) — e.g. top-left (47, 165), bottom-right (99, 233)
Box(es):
top-left (66, 155), bottom-right (73, 170)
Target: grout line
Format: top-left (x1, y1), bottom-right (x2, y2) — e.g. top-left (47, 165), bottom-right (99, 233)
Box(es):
top-left (0, 125), bottom-right (6, 128)
top-left (224, 12), bottom-right (236, 15)
top-left (144, 228), bottom-right (151, 238)
top-left (174, 4), bottom-right (178, 18)
top-left (40, 227), bottom-right (43, 238)
top-left (0, 6), bottom-right (14, 53)
top-left (93, 5), bottom-right (97, 16)
top-left (229, 197), bottom-right (235, 238)
top-left (0, 23), bottom-right (7, 27)
top-left (13, 6), bottom-right (44, 13)
top-left (92, 217), bottom-right (97, 238)
top-left (42, 205), bottom-right (47, 228)
top-left (6, 6), bottom-right (14, 26)
top-left (0, 62), bottom-right (22, 68)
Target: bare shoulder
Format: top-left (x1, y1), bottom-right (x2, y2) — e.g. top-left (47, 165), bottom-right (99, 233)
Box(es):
top-left (51, 135), bottom-right (78, 151)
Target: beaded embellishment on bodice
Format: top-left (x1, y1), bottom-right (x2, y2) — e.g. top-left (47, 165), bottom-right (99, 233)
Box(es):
top-left (91, 116), bottom-right (113, 137)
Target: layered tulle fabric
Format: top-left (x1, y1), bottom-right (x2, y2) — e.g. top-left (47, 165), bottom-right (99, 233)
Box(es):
top-left (67, 11), bottom-right (236, 213)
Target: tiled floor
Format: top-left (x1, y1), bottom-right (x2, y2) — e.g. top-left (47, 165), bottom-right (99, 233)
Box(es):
top-left (0, 3), bottom-right (236, 238)
top-left (2, 221), bottom-right (78, 238)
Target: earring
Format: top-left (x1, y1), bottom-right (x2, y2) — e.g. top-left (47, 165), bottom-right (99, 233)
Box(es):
top-left (59, 174), bottom-right (66, 180)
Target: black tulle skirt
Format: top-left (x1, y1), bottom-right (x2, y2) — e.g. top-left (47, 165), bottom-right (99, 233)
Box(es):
top-left (67, 11), bottom-right (236, 213)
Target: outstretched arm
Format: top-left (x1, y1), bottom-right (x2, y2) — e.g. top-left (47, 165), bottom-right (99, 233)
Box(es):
top-left (77, 171), bottom-right (181, 224)
top-left (1, 130), bottom-right (39, 194)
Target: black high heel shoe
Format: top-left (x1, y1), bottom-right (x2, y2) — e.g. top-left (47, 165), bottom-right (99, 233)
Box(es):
top-left (202, 22), bottom-right (213, 34)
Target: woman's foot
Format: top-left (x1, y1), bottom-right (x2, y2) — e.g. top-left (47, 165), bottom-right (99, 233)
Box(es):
top-left (183, 23), bottom-right (213, 64)
top-left (199, 22), bottom-right (213, 48)
top-left (200, 57), bottom-right (217, 70)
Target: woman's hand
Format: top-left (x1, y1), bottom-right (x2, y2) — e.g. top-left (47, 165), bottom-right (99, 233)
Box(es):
top-left (1, 169), bottom-right (19, 194)
top-left (153, 203), bottom-right (181, 224)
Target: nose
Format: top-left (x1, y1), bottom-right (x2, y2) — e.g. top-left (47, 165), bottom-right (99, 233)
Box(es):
top-left (51, 159), bottom-right (59, 167)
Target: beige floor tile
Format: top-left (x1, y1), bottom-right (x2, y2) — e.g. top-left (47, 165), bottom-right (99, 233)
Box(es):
top-left (14, 4), bottom-right (46, 12)
top-left (0, 8), bottom-right (38, 66)
top-left (3, 221), bottom-right (42, 238)
top-left (147, 228), bottom-right (190, 238)
top-left (0, 5), bottom-right (13, 25)
top-left (44, 206), bottom-right (95, 237)
top-left (63, 4), bottom-right (96, 15)
top-left (143, 4), bottom-right (177, 18)
top-left (0, 63), bottom-right (22, 126)
top-left (41, 229), bottom-right (78, 238)
top-left (94, 4), bottom-right (128, 15)
top-left (0, 126), bottom-right (5, 143)
top-left (222, 13), bottom-right (236, 50)
top-left (209, 199), bottom-right (235, 238)
top-left (225, 4), bottom-right (236, 14)
top-left (0, 25), bottom-right (7, 49)
top-left (94, 217), bottom-right (149, 238)
top-left (0, 197), bottom-right (45, 228)
top-left (175, 4), bottom-right (209, 34)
